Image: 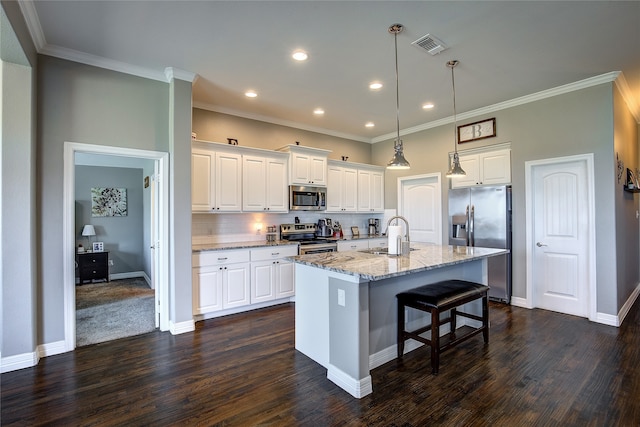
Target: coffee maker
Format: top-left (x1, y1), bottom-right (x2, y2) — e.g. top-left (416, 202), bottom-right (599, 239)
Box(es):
top-left (368, 218), bottom-right (380, 236)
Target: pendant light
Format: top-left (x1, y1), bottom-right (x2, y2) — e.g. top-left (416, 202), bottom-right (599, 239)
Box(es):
top-left (386, 23), bottom-right (410, 170)
top-left (446, 60), bottom-right (466, 177)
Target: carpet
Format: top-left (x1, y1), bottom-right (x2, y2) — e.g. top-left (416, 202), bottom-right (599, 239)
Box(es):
top-left (76, 278), bottom-right (156, 347)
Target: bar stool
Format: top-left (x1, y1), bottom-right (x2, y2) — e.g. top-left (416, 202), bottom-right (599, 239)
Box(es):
top-left (397, 280), bottom-right (489, 374)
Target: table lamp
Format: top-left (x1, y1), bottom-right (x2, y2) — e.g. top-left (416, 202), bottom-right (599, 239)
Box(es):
top-left (82, 224), bottom-right (96, 250)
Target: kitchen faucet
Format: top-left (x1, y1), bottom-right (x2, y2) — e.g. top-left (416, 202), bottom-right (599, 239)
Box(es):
top-left (385, 215), bottom-right (410, 252)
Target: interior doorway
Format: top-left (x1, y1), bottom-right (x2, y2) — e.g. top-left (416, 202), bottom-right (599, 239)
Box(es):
top-left (525, 153), bottom-right (596, 320)
top-left (63, 142), bottom-right (169, 351)
top-left (397, 173), bottom-right (442, 244)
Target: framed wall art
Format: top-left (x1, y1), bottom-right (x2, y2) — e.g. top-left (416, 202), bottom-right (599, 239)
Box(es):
top-left (458, 118), bottom-right (496, 144)
top-left (91, 187), bottom-right (127, 217)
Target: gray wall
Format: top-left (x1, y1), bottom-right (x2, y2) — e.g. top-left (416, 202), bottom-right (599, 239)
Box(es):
top-left (75, 165), bottom-right (145, 275)
top-left (35, 55), bottom-right (192, 348)
top-left (372, 83), bottom-right (633, 316)
top-left (192, 108), bottom-right (372, 164)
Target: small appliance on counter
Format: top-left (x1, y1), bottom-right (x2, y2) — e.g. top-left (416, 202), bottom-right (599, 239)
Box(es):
top-left (316, 219), bottom-right (333, 238)
top-left (368, 218), bottom-right (380, 236)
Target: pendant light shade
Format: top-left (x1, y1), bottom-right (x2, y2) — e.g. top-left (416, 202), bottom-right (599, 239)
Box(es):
top-left (446, 60), bottom-right (466, 178)
top-left (387, 24), bottom-right (410, 170)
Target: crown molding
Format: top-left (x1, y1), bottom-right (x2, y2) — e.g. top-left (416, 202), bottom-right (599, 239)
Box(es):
top-left (192, 101), bottom-right (372, 143)
top-left (17, 0), bottom-right (46, 51)
top-left (372, 72), bottom-right (625, 143)
top-left (164, 67), bottom-right (198, 83)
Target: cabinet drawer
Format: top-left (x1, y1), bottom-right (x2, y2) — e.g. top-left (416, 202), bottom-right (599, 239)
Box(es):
top-left (251, 245), bottom-right (298, 261)
top-left (80, 266), bottom-right (108, 278)
top-left (193, 250), bottom-right (250, 267)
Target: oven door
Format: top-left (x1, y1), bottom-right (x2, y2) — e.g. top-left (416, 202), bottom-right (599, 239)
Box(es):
top-left (299, 243), bottom-right (337, 255)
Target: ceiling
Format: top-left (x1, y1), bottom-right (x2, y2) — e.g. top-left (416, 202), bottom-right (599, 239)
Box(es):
top-left (18, 1), bottom-right (640, 143)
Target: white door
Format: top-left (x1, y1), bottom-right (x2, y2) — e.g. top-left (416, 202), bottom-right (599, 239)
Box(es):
top-left (398, 174), bottom-right (442, 244)
top-left (528, 155), bottom-right (594, 318)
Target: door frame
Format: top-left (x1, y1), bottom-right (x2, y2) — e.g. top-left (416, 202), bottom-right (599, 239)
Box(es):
top-left (524, 153), bottom-right (596, 321)
top-left (63, 141), bottom-right (170, 351)
top-left (397, 173), bottom-right (442, 245)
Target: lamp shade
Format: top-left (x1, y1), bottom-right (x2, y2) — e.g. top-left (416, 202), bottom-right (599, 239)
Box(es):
top-left (82, 225), bottom-right (96, 237)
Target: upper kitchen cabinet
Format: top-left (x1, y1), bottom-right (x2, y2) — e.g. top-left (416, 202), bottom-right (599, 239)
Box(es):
top-left (279, 145), bottom-right (330, 186)
top-left (242, 153), bottom-right (288, 212)
top-left (192, 142), bottom-right (242, 212)
top-left (326, 163), bottom-right (358, 212)
top-left (451, 146), bottom-right (511, 189)
top-left (357, 166), bottom-right (385, 213)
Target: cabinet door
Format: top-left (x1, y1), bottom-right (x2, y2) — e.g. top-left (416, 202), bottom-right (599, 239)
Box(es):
top-left (309, 156), bottom-right (327, 185)
top-left (357, 169), bottom-right (371, 211)
top-left (342, 167), bottom-right (358, 212)
top-left (326, 165), bottom-right (344, 212)
top-left (265, 157), bottom-right (288, 211)
top-left (480, 149), bottom-right (511, 185)
top-left (290, 153), bottom-right (311, 185)
top-left (192, 150), bottom-right (214, 211)
top-left (223, 262), bottom-right (250, 309)
top-left (275, 260), bottom-right (295, 298)
top-left (251, 261), bottom-right (276, 303)
top-left (215, 152), bottom-right (242, 211)
top-left (451, 154), bottom-right (480, 188)
top-left (370, 171), bottom-right (385, 212)
top-left (193, 266), bottom-right (223, 314)
top-left (243, 155), bottom-right (267, 211)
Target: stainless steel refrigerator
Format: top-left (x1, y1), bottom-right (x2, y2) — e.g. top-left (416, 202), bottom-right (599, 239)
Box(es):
top-left (448, 185), bottom-right (512, 303)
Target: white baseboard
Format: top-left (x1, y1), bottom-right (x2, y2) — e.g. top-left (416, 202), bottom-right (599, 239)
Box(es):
top-left (38, 340), bottom-right (68, 358)
top-left (1, 350), bottom-right (39, 373)
top-left (109, 271), bottom-right (147, 281)
top-left (327, 364), bottom-right (372, 398)
top-left (170, 319), bottom-right (195, 335)
top-left (510, 296), bottom-right (530, 308)
top-left (616, 282), bottom-right (640, 326)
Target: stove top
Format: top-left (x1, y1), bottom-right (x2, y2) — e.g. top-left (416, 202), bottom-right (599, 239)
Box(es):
top-left (280, 223), bottom-right (336, 244)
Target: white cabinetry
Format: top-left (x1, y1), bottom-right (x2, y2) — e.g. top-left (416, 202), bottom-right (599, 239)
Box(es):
top-left (192, 250), bottom-right (250, 314)
top-left (368, 238), bottom-right (388, 249)
top-left (250, 245), bottom-right (298, 303)
top-left (242, 154), bottom-right (288, 212)
top-left (337, 239), bottom-right (369, 252)
top-left (451, 148), bottom-right (511, 188)
top-left (327, 164), bottom-right (358, 212)
top-left (280, 145), bottom-right (330, 186)
top-left (192, 145), bottom-right (242, 212)
top-left (357, 167), bottom-right (384, 212)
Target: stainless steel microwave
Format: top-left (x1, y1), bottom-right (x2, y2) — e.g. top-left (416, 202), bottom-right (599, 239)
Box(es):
top-left (289, 185), bottom-right (326, 211)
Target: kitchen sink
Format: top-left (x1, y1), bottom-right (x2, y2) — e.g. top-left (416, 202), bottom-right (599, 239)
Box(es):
top-left (360, 247), bottom-right (417, 255)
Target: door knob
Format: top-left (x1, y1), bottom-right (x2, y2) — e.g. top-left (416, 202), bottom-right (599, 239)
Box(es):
top-left (536, 242), bottom-right (547, 247)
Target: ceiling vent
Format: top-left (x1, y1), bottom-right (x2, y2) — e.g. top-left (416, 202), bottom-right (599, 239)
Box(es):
top-left (411, 34), bottom-right (447, 55)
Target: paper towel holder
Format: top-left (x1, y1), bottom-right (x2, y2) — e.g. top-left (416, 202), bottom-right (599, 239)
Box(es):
top-left (386, 215), bottom-right (411, 256)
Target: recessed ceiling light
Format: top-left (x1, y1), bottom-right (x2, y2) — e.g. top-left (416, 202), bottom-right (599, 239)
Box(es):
top-left (365, 122), bottom-right (375, 128)
top-left (245, 90), bottom-right (257, 98)
top-left (422, 103), bottom-right (434, 109)
top-left (313, 108), bottom-right (325, 115)
top-left (292, 50), bottom-right (308, 61)
top-left (369, 82), bottom-right (383, 90)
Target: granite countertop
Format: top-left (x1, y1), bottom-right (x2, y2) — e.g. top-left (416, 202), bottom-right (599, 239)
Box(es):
top-left (192, 240), bottom-right (298, 252)
top-left (289, 243), bottom-right (508, 281)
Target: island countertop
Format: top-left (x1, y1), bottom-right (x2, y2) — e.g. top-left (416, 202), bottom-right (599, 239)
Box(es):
top-left (290, 243), bottom-right (508, 281)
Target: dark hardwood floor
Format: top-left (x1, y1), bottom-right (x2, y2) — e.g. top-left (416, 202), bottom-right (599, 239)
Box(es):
top-left (3, 299), bottom-right (640, 426)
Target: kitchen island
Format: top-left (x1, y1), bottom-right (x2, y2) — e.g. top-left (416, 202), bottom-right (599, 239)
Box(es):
top-left (290, 243), bottom-right (507, 398)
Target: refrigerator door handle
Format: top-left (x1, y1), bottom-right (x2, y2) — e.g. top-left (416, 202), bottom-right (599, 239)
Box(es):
top-left (465, 205), bottom-right (470, 246)
top-left (470, 205), bottom-right (475, 247)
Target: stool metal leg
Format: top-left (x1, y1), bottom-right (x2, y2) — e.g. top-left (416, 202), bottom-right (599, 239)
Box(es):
top-left (482, 295), bottom-right (489, 343)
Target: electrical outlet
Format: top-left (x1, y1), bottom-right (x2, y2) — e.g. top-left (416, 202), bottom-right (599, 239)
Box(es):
top-left (338, 289), bottom-right (345, 307)
top-left (108, 260), bottom-right (114, 266)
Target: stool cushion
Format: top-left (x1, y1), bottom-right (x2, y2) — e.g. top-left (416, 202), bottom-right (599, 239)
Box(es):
top-left (397, 280), bottom-right (488, 308)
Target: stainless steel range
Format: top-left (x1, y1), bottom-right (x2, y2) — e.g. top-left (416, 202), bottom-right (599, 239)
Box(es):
top-left (280, 223), bottom-right (338, 254)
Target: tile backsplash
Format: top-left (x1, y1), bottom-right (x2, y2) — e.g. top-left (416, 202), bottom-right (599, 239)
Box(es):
top-left (192, 212), bottom-right (385, 244)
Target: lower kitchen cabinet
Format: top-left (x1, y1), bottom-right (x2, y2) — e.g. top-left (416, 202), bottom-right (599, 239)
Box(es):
top-left (192, 249), bottom-right (250, 315)
top-left (337, 239), bottom-right (369, 252)
top-left (193, 245), bottom-right (297, 318)
top-left (250, 246), bottom-right (298, 303)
